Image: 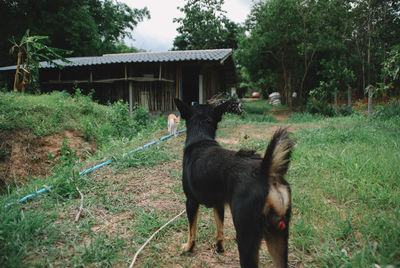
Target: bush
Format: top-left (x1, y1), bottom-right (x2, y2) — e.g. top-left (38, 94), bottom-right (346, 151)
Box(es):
top-left (108, 100), bottom-right (149, 138)
top-left (305, 99), bottom-right (335, 116)
top-left (336, 105), bottom-right (353, 116)
top-left (374, 100), bottom-right (400, 119)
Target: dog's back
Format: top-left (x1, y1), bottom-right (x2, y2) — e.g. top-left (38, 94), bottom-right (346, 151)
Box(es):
top-left (174, 98), bottom-right (293, 268)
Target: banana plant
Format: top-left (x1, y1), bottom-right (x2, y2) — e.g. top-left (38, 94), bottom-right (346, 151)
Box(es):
top-left (9, 29), bottom-right (71, 93)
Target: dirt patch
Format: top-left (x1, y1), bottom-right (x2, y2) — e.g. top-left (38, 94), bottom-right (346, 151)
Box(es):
top-left (0, 130), bottom-right (96, 186)
top-left (221, 124), bottom-right (299, 144)
top-left (267, 108), bottom-right (290, 121)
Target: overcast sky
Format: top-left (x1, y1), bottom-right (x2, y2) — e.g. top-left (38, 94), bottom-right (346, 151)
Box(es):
top-left (120, 0), bottom-right (254, 51)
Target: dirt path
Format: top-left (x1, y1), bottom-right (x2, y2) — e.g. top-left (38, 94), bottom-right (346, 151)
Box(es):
top-left (267, 108), bottom-right (290, 121)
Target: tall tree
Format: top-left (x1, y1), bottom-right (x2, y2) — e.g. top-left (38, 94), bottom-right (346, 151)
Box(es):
top-left (350, 0), bottom-right (400, 114)
top-left (0, 0), bottom-right (150, 66)
top-left (172, 0), bottom-right (242, 50)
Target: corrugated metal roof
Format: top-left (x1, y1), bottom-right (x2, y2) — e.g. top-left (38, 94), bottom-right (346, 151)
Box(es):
top-left (0, 48), bottom-right (233, 71)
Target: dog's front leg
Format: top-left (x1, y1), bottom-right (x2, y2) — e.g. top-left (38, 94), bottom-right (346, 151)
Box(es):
top-left (182, 199), bottom-right (199, 252)
top-left (213, 204), bottom-right (225, 253)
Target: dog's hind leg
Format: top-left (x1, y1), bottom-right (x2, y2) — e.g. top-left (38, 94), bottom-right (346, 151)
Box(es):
top-left (232, 203), bottom-right (262, 268)
top-left (182, 199), bottom-right (199, 252)
top-left (265, 229), bottom-right (289, 268)
top-left (235, 224), bottom-right (262, 268)
top-left (213, 204), bottom-right (225, 253)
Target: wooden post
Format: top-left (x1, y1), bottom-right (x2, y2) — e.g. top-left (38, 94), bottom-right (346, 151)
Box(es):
top-left (129, 81), bottom-right (133, 116)
top-left (124, 63), bottom-right (127, 80)
top-left (199, 74), bottom-right (203, 104)
top-left (368, 86), bottom-right (372, 116)
top-left (347, 85), bottom-right (352, 108)
top-left (333, 91), bottom-right (337, 113)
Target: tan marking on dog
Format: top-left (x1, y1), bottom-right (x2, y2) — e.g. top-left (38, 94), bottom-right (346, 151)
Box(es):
top-left (269, 141), bottom-right (291, 176)
top-left (266, 231), bottom-right (287, 268)
top-left (263, 183), bottom-right (290, 216)
top-left (182, 209), bottom-right (199, 252)
top-left (213, 208), bottom-right (225, 252)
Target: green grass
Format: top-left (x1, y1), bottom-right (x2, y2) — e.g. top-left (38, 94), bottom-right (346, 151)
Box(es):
top-left (289, 115), bottom-right (400, 266)
top-left (0, 90), bottom-right (162, 146)
top-left (242, 99), bottom-right (286, 114)
top-left (1, 93), bottom-right (399, 267)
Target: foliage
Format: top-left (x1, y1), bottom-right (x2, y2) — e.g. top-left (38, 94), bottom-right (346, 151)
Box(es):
top-left (173, 0), bottom-right (242, 50)
top-left (235, 0), bottom-right (400, 107)
top-left (373, 100), bottom-right (400, 127)
top-left (305, 98), bottom-right (335, 116)
top-left (109, 100), bottom-right (149, 138)
top-left (380, 45), bottom-right (400, 95)
top-left (236, 0), bottom-right (351, 106)
top-left (316, 58), bottom-right (355, 98)
top-left (0, 0), bottom-right (150, 66)
top-left (9, 29), bottom-right (71, 93)
top-left (0, 90), bottom-right (151, 147)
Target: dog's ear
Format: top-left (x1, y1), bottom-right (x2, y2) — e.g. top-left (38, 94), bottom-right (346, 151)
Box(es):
top-left (174, 98), bottom-right (192, 120)
top-left (213, 100), bottom-right (232, 122)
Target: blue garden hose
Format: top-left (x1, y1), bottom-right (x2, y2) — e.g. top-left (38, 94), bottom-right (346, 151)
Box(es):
top-left (4, 129), bottom-right (186, 208)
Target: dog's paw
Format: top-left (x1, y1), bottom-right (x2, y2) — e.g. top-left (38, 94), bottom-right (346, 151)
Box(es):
top-left (182, 241), bottom-right (195, 252)
top-left (216, 240), bottom-right (225, 253)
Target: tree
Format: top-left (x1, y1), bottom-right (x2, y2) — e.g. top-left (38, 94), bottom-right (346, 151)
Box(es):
top-left (351, 0), bottom-right (400, 93)
top-left (236, 0), bottom-right (303, 108)
top-left (235, 0), bottom-right (400, 110)
top-left (172, 0), bottom-right (242, 50)
top-left (10, 30), bottom-right (70, 93)
top-left (0, 0), bottom-right (150, 66)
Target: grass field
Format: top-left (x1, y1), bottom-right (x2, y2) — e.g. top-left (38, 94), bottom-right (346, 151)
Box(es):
top-left (1, 95), bottom-right (399, 267)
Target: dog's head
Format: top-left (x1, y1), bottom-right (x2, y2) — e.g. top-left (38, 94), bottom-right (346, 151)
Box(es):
top-left (174, 98), bottom-right (232, 137)
top-left (174, 98), bottom-right (231, 121)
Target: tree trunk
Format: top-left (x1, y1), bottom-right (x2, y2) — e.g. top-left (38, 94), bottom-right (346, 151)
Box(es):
top-left (368, 86), bottom-right (373, 115)
top-left (333, 91), bottom-right (338, 113)
top-left (280, 50), bottom-right (288, 105)
top-left (288, 71), bottom-right (293, 112)
top-left (367, 0), bottom-right (373, 116)
top-left (13, 51), bottom-right (22, 92)
top-left (347, 85), bottom-right (352, 108)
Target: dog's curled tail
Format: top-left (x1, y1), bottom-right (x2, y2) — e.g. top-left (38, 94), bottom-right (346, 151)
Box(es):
top-left (261, 128), bottom-right (293, 183)
top-left (261, 128), bottom-right (293, 218)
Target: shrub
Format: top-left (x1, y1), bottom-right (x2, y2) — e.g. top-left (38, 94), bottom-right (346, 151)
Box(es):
top-left (305, 99), bottom-right (335, 116)
top-left (109, 100), bottom-right (149, 138)
top-left (374, 100), bottom-right (400, 119)
top-left (336, 105), bottom-right (353, 116)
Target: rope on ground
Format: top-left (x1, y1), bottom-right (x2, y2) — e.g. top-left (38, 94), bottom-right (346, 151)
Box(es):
top-left (128, 209), bottom-right (186, 268)
top-left (4, 129), bottom-right (186, 209)
top-left (74, 186), bottom-right (84, 223)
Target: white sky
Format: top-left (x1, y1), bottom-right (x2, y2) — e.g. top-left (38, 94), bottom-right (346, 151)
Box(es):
top-left (120, 0), bottom-right (254, 51)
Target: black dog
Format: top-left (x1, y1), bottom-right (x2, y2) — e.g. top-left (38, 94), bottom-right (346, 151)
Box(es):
top-left (174, 98), bottom-right (293, 268)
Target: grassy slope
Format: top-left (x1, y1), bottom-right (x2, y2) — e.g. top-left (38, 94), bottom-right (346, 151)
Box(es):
top-left (1, 97), bottom-right (399, 267)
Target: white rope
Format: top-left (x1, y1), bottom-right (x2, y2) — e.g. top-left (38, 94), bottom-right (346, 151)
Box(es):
top-left (128, 209), bottom-right (186, 268)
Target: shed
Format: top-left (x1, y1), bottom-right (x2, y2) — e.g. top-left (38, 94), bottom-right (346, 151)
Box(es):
top-left (0, 49), bottom-right (236, 113)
